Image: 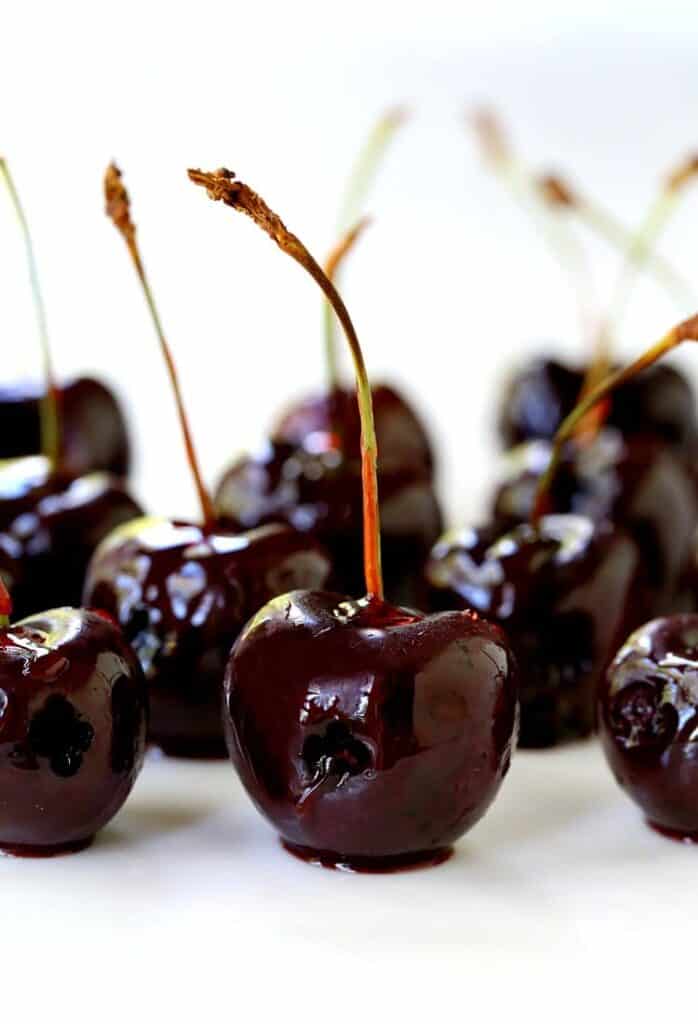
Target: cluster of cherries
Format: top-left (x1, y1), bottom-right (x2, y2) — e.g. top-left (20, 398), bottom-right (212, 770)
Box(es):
top-left (2, 116), bottom-right (698, 872)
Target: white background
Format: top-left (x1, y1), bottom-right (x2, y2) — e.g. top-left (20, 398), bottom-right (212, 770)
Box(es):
top-left (2, 2), bottom-right (698, 1020)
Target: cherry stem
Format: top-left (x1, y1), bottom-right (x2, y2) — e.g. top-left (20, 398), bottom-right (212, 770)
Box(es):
top-left (601, 154), bottom-right (698, 341)
top-left (322, 216), bottom-right (372, 392)
top-left (0, 158), bottom-right (61, 468)
top-left (471, 109), bottom-right (596, 344)
top-left (104, 164), bottom-right (215, 531)
top-left (539, 173), bottom-right (697, 311)
top-left (322, 109), bottom-right (405, 391)
top-left (337, 108), bottom-right (406, 233)
top-left (188, 168), bottom-right (384, 600)
top-left (0, 570), bottom-right (11, 627)
top-left (573, 152), bottom-right (698, 434)
top-left (531, 311), bottom-right (698, 524)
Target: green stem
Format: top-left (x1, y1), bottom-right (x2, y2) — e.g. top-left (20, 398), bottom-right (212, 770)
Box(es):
top-left (324, 108), bottom-right (406, 388)
top-left (0, 158), bottom-right (60, 467)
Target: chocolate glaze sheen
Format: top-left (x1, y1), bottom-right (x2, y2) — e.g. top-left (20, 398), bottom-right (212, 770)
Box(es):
top-left (0, 607), bottom-right (147, 855)
top-left (0, 457), bottom-right (142, 619)
top-left (0, 376), bottom-right (131, 477)
top-left (273, 383), bottom-right (435, 474)
top-left (492, 429), bottom-right (698, 616)
top-left (426, 515), bottom-right (643, 747)
top-left (84, 519), bottom-right (333, 758)
top-left (215, 440), bottom-right (442, 609)
top-left (599, 614), bottom-right (698, 839)
top-left (498, 357), bottom-right (697, 453)
top-left (224, 590), bottom-right (518, 870)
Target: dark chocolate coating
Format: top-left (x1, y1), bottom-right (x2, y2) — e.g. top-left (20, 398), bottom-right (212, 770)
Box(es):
top-left (224, 590), bottom-right (518, 870)
top-left (214, 441), bottom-right (442, 609)
top-left (599, 614), bottom-right (698, 838)
top-left (273, 383), bottom-right (434, 474)
top-left (0, 376), bottom-right (131, 477)
top-left (0, 607), bottom-right (147, 855)
top-left (84, 519), bottom-right (333, 758)
top-left (426, 515), bottom-right (643, 747)
top-left (491, 429), bottom-right (698, 616)
top-left (0, 457), bottom-right (142, 619)
top-left (497, 357), bottom-right (697, 453)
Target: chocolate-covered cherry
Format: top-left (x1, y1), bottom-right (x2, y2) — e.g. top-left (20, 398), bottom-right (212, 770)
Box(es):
top-left (599, 614), bottom-right (698, 839)
top-left (191, 166), bottom-right (518, 869)
top-left (273, 383), bottom-right (434, 475)
top-left (0, 583), bottom-right (147, 856)
top-left (85, 519), bottom-right (332, 758)
top-left (0, 376), bottom-right (131, 477)
top-left (215, 439), bottom-right (441, 609)
top-left (227, 589), bottom-right (516, 869)
top-left (497, 357), bottom-right (696, 453)
top-left (492, 428), bottom-right (697, 616)
top-left (0, 159), bottom-right (140, 616)
top-left (94, 165), bottom-right (333, 757)
top-left (426, 515), bottom-right (642, 746)
top-left (0, 456), bottom-right (141, 619)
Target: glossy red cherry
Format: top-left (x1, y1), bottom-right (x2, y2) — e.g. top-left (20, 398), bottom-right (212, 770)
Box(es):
top-left (215, 440), bottom-right (441, 609)
top-left (497, 357), bottom-right (696, 453)
top-left (190, 165), bottom-right (519, 869)
top-left (273, 383), bottom-right (434, 475)
top-left (491, 428), bottom-right (698, 616)
top-left (0, 605), bottom-right (147, 856)
top-left (0, 456), bottom-right (141, 619)
top-left (0, 376), bottom-right (131, 477)
top-left (225, 590), bottom-right (517, 870)
top-left (426, 515), bottom-right (643, 746)
top-left (84, 519), bottom-right (332, 758)
top-left (599, 614), bottom-right (698, 839)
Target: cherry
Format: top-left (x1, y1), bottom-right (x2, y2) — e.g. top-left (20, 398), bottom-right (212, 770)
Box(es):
top-left (84, 518), bottom-right (332, 758)
top-left (497, 357), bottom-right (696, 453)
top-left (0, 577), bottom-right (147, 856)
top-left (599, 614), bottom-right (698, 839)
top-left (0, 456), bottom-right (141, 620)
top-left (0, 376), bottom-right (131, 476)
top-left (190, 166), bottom-right (518, 869)
top-left (426, 515), bottom-right (642, 746)
top-left (87, 165), bottom-right (333, 759)
top-left (272, 382), bottom-right (434, 476)
top-left (0, 160), bottom-right (141, 617)
top-left (214, 438), bottom-right (441, 609)
top-left (491, 428), bottom-right (698, 617)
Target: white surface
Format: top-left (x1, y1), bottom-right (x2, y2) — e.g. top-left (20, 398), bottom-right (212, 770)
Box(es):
top-left (3, 2), bottom-right (698, 1018)
top-left (6, 744), bottom-right (697, 1020)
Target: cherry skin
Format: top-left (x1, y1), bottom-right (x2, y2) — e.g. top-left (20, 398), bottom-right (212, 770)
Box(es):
top-left (0, 606), bottom-right (147, 856)
top-left (599, 614), bottom-right (698, 839)
top-left (426, 515), bottom-right (644, 747)
top-left (272, 383), bottom-right (435, 475)
top-left (0, 376), bottom-right (131, 477)
top-left (84, 519), bottom-right (333, 759)
top-left (497, 356), bottom-right (696, 453)
top-left (224, 589), bottom-right (518, 870)
top-left (214, 440), bottom-right (442, 609)
top-left (0, 456), bottom-right (142, 620)
top-left (491, 428), bottom-right (698, 617)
